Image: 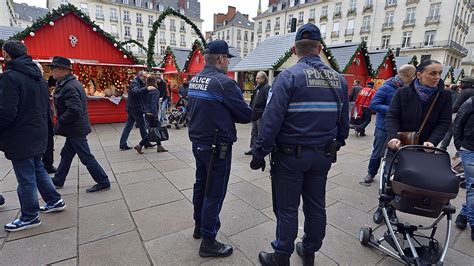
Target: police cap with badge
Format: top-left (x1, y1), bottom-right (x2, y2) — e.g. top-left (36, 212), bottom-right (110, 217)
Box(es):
top-left (205, 40), bottom-right (235, 58)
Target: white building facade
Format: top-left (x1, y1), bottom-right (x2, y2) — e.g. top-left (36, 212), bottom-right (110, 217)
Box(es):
top-left (253, 0), bottom-right (472, 69)
top-left (48, 0), bottom-right (203, 61)
top-left (0, 0), bottom-right (17, 27)
top-left (212, 13), bottom-right (255, 57)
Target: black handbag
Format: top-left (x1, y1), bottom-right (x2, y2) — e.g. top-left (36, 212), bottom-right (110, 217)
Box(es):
top-left (148, 126), bottom-right (169, 142)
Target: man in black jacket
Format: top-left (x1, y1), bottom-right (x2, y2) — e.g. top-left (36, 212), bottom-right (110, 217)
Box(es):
top-left (453, 95), bottom-right (474, 240)
top-left (119, 71), bottom-right (152, 150)
top-left (49, 56), bottom-right (110, 193)
top-left (245, 71), bottom-right (271, 155)
top-left (0, 41), bottom-right (65, 231)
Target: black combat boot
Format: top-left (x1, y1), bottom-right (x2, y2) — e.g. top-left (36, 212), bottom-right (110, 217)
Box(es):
top-left (296, 242), bottom-right (315, 266)
top-left (199, 239), bottom-right (233, 258)
top-left (258, 251), bottom-right (290, 266)
top-left (193, 225), bottom-right (202, 239)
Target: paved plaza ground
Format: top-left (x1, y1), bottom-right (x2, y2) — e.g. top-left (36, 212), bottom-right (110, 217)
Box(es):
top-left (0, 120), bottom-right (473, 265)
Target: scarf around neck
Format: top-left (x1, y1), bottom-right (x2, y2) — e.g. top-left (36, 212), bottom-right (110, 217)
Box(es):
top-left (414, 78), bottom-right (437, 103)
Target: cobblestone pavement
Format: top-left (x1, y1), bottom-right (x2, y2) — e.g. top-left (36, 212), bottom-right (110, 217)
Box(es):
top-left (0, 120), bottom-right (473, 265)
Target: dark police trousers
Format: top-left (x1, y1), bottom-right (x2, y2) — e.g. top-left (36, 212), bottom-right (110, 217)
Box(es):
top-left (192, 142), bottom-right (232, 240)
top-left (271, 147), bottom-right (332, 255)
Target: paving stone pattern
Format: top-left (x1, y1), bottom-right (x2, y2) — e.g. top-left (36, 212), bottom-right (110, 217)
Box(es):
top-left (0, 121), bottom-right (472, 265)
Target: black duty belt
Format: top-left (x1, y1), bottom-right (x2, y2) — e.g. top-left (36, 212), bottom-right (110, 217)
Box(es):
top-left (276, 144), bottom-right (326, 157)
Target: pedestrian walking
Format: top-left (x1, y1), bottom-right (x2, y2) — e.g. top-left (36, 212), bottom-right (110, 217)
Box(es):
top-left (0, 40), bottom-right (65, 232)
top-left (354, 81), bottom-right (376, 136)
top-left (188, 40), bottom-right (252, 258)
top-left (178, 78), bottom-right (189, 99)
top-left (349, 79), bottom-right (362, 112)
top-left (250, 24), bottom-right (349, 265)
top-left (48, 56), bottom-right (110, 193)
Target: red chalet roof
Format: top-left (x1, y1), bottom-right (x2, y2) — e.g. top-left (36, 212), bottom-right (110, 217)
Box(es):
top-left (20, 11), bottom-right (135, 64)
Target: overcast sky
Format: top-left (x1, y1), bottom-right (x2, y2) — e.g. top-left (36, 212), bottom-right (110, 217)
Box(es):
top-left (14, 0), bottom-right (269, 32)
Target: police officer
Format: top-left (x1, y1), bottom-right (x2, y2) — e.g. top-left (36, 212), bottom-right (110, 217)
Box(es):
top-left (250, 24), bottom-right (349, 265)
top-left (188, 40), bottom-right (252, 258)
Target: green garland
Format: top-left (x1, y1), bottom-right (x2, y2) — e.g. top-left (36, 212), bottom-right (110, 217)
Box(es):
top-left (371, 49), bottom-right (396, 77)
top-left (183, 39), bottom-right (204, 71)
top-left (272, 49), bottom-right (293, 70)
top-left (147, 7), bottom-right (206, 70)
top-left (7, 4), bottom-right (140, 63)
top-left (160, 46), bottom-right (181, 72)
top-left (409, 55), bottom-right (418, 67)
top-left (321, 40), bottom-right (340, 72)
top-left (121, 40), bottom-right (148, 52)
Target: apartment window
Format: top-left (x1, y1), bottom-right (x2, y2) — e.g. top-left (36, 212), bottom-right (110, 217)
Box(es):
top-left (159, 31), bottom-right (166, 43)
top-left (384, 11), bottom-right (394, 26)
top-left (362, 15), bottom-right (370, 30)
top-left (160, 46), bottom-right (166, 55)
top-left (258, 21), bottom-right (263, 32)
top-left (180, 35), bottom-right (185, 45)
top-left (266, 19), bottom-right (271, 31)
top-left (124, 10), bottom-right (130, 22)
top-left (126, 45), bottom-right (131, 51)
top-left (251, 32), bottom-right (254, 42)
top-left (148, 15), bottom-right (154, 26)
top-left (428, 3), bottom-right (440, 19)
top-left (346, 19), bottom-right (354, 35)
top-left (402, 31), bottom-right (412, 48)
top-left (322, 6), bottom-right (328, 17)
top-left (95, 6), bottom-right (103, 19)
top-left (386, 0), bottom-right (396, 5)
top-left (424, 30), bottom-right (436, 46)
top-left (110, 8), bottom-right (117, 21)
top-left (365, 0), bottom-right (373, 5)
top-left (335, 3), bottom-right (342, 14)
top-left (136, 13), bottom-right (142, 24)
top-left (298, 11), bottom-right (304, 23)
top-left (180, 21), bottom-right (186, 32)
top-left (147, 1), bottom-right (153, 9)
top-left (237, 29), bottom-right (241, 40)
top-left (349, 0), bottom-right (357, 10)
top-left (217, 32), bottom-right (220, 40)
top-left (320, 24), bottom-right (326, 38)
top-left (244, 31), bottom-right (248, 41)
top-left (124, 26), bottom-right (130, 37)
top-left (236, 41), bottom-right (241, 49)
top-left (137, 28), bottom-right (143, 39)
top-left (333, 22), bottom-right (340, 32)
top-left (170, 32), bottom-right (176, 45)
top-left (136, 0), bottom-right (141, 7)
top-left (170, 19), bottom-right (176, 31)
top-left (405, 8), bottom-right (416, 23)
top-left (275, 17), bottom-right (281, 29)
top-left (257, 36), bottom-right (261, 45)
top-left (80, 3), bottom-right (88, 14)
top-left (158, 3), bottom-right (164, 11)
top-left (381, 35), bottom-right (390, 48)
top-left (309, 9), bottom-right (315, 20)
top-left (123, 0), bottom-right (129, 4)
top-left (288, 14), bottom-right (294, 28)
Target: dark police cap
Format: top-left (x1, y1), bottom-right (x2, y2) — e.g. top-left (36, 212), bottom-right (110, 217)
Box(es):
top-left (205, 40), bottom-right (235, 58)
top-left (295, 23), bottom-right (321, 41)
top-left (46, 56), bottom-right (73, 70)
top-left (367, 81), bottom-right (375, 87)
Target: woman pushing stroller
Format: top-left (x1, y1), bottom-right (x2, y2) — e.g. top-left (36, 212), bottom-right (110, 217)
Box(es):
top-left (373, 59), bottom-right (452, 223)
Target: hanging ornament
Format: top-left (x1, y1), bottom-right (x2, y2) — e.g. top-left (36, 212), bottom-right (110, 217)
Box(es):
top-left (81, 15), bottom-right (84, 18)
top-left (113, 43), bottom-right (118, 47)
top-left (119, 48), bottom-right (122, 51)
top-left (49, 21), bottom-right (54, 26)
top-left (29, 32), bottom-right (35, 37)
top-left (328, 56), bottom-right (331, 59)
top-left (123, 55), bottom-right (127, 58)
top-left (92, 27), bottom-right (97, 32)
top-left (21, 40), bottom-right (25, 43)
top-left (61, 13), bottom-right (64, 16)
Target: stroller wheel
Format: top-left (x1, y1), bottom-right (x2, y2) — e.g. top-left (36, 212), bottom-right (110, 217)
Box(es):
top-left (176, 125), bottom-right (180, 129)
top-left (166, 125), bottom-right (171, 129)
top-left (359, 226), bottom-right (372, 246)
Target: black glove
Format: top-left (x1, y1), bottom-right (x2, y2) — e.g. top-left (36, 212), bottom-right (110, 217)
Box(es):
top-left (250, 156), bottom-right (266, 171)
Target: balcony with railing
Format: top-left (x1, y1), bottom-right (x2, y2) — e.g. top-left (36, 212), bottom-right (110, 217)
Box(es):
top-left (136, 20), bottom-right (143, 26)
top-left (406, 0), bottom-right (419, 5)
top-left (320, 14), bottom-right (328, 22)
top-left (237, 35), bottom-right (241, 41)
top-left (363, 4), bottom-right (373, 13)
top-left (347, 8), bottom-right (357, 16)
top-left (385, 1), bottom-right (397, 9)
top-left (111, 32), bottom-right (119, 37)
top-left (137, 35), bottom-right (144, 41)
top-left (110, 16), bottom-right (118, 22)
top-left (124, 34), bottom-right (131, 40)
top-left (123, 18), bottom-right (131, 24)
top-left (96, 13), bottom-right (104, 20)
top-left (308, 17), bottom-right (315, 23)
top-left (333, 12), bottom-right (341, 19)
top-left (257, 27), bottom-right (262, 33)
top-left (180, 41), bottom-right (186, 47)
top-left (265, 26), bottom-right (271, 32)
top-left (331, 31), bottom-right (339, 38)
top-left (170, 40), bottom-right (176, 45)
top-left (159, 39), bottom-right (166, 44)
top-left (180, 27), bottom-right (186, 33)
top-left (170, 25), bottom-right (176, 31)
top-left (399, 40), bottom-right (468, 56)
top-left (160, 24), bottom-right (166, 30)
top-left (345, 28), bottom-right (354, 36)
top-left (274, 23), bottom-right (280, 30)
top-left (402, 19), bottom-right (416, 28)
top-left (297, 19), bottom-right (304, 25)
top-left (382, 22), bottom-right (394, 30)
top-left (360, 26), bottom-right (370, 34)
top-left (425, 15), bottom-right (440, 25)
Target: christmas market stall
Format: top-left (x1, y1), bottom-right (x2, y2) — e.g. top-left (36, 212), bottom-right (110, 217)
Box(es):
top-left (453, 68), bottom-right (465, 83)
top-left (232, 32), bottom-right (336, 99)
top-left (441, 65), bottom-right (454, 85)
top-left (327, 42), bottom-right (373, 87)
top-left (2, 4), bottom-right (152, 124)
top-left (368, 49), bottom-right (396, 89)
top-left (394, 55), bottom-right (418, 69)
top-left (161, 46), bottom-right (191, 104)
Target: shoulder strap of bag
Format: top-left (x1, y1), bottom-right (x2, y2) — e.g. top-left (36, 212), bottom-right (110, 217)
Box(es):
top-left (418, 91), bottom-right (440, 134)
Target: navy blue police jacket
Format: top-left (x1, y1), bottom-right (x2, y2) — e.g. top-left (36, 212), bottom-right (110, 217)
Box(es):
top-left (187, 64), bottom-right (252, 144)
top-left (253, 55), bottom-right (350, 159)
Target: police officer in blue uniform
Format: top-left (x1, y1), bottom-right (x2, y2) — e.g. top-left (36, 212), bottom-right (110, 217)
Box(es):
top-left (188, 40), bottom-right (252, 258)
top-left (250, 24), bottom-right (349, 265)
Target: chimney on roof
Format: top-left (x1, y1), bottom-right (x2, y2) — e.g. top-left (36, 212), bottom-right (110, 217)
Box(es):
top-left (213, 13), bottom-right (226, 30)
top-left (269, 0), bottom-right (279, 7)
top-left (243, 14), bottom-right (249, 20)
top-left (178, 0), bottom-right (186, 9)
top-left (227, 6), bottom-right (236, 20)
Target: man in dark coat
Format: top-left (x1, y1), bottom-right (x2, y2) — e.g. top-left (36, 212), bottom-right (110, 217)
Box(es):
top-left (0, 40), bottom-right (65, 231)
top-left (49, 56), bottom-right (110, 193)
top-left (178, 78), bottom-right (189, 98)
top-left (245, 71), bottom-right (271, 155)
top-left (119, 71), bottom-right (153, 150)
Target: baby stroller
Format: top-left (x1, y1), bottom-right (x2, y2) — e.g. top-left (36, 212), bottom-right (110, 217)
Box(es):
top-left (349, 105), bottom-right (362, 131)
top-left (359, 145), bottom-right (461, 265)
top-left (168, 97), bottom-right (189, 129)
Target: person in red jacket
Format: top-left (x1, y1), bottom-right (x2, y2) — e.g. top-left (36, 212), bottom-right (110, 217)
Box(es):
top-left (354, 81), bottom-right (376, 136)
